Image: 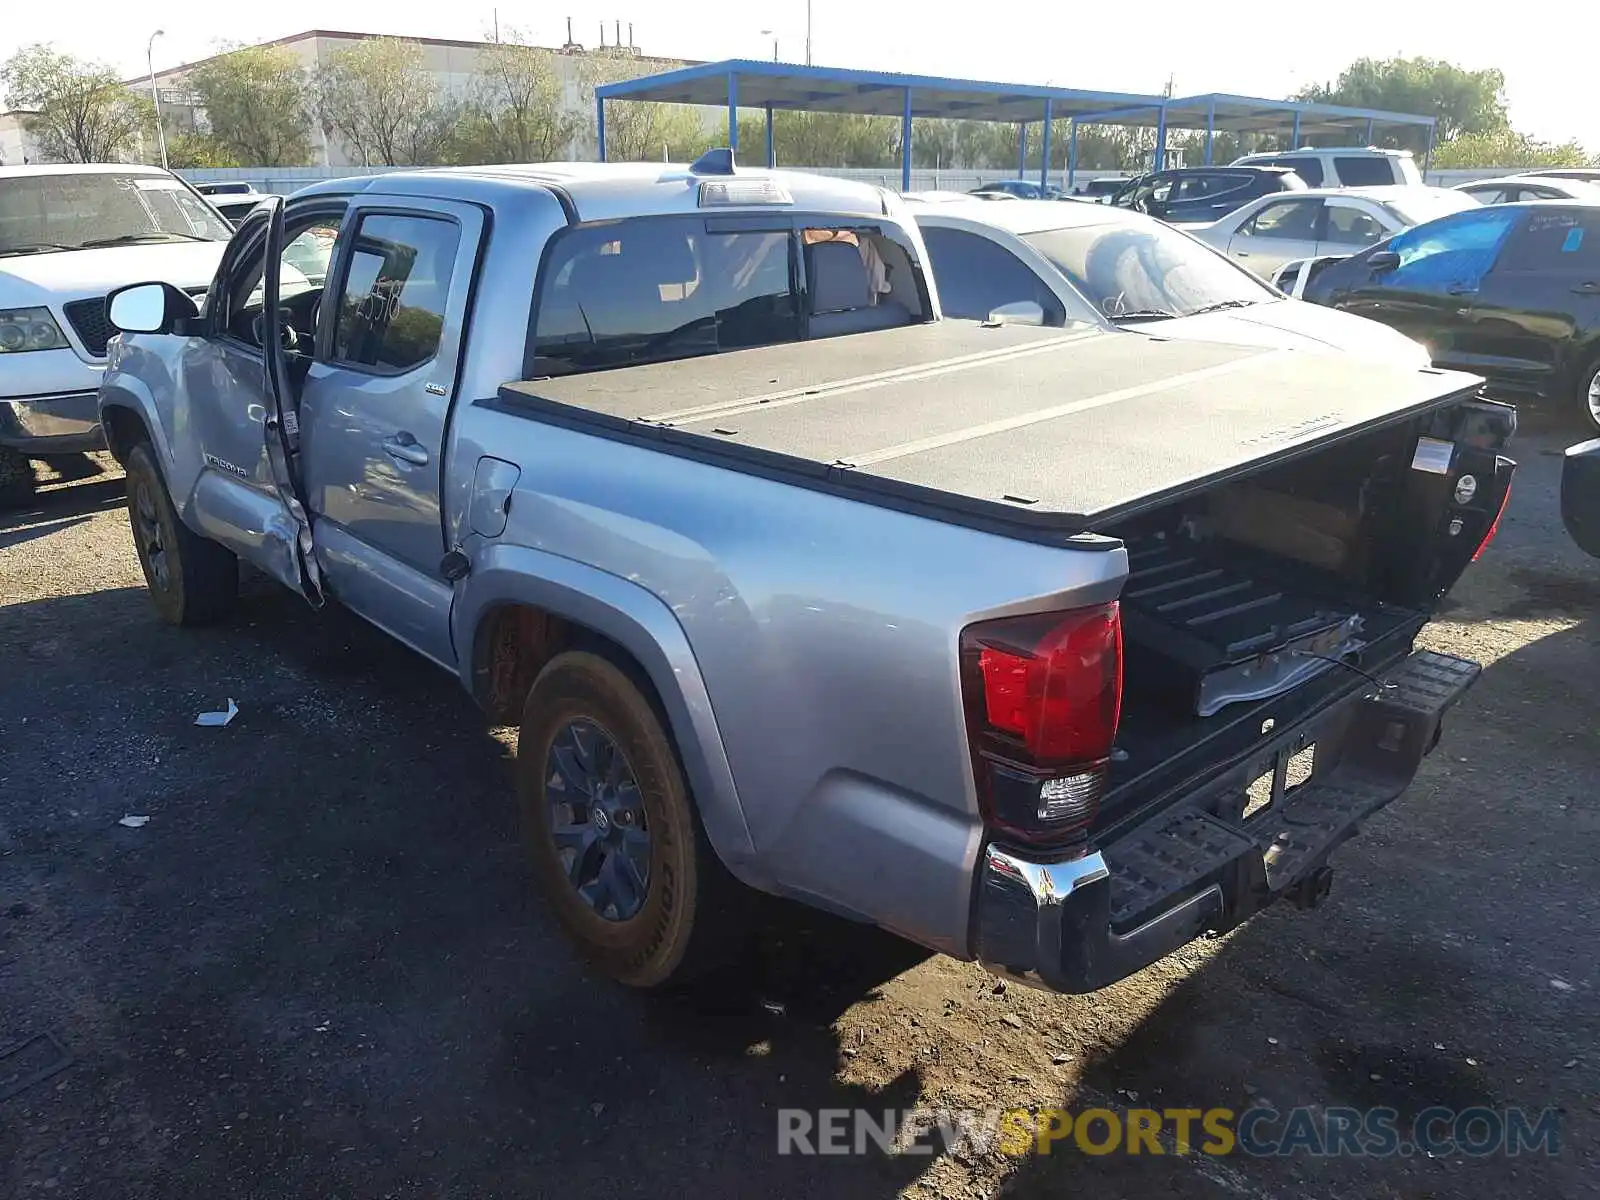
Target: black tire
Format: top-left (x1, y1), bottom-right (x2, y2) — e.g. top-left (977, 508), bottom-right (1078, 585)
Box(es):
top-left (124, 441), bottom-right (239, 626)
top-left (518, 650), bottom-right (751, 988)
top-left (1578, 356), bottom-right (1600, 435)
top-left (0, 444), bottom-right (36, 508)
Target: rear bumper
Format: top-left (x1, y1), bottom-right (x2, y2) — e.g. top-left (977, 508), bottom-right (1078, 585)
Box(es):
top-left (1561, 438), bottom-right (1600, 559)
top-left (0, 391), bottom-right (105, 454)
top-left (974, 649), bottom-right (1480, 994)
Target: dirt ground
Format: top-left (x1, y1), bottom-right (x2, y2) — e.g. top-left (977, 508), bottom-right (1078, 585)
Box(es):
top-left (2, 411), bottom-right (1597, 1200)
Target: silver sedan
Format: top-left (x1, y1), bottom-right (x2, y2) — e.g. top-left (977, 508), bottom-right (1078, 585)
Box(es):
top-left (1188, 186), bottom-right (1479, 280)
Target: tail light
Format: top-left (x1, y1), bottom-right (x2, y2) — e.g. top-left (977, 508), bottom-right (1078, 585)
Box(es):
top-left (1472, 478), bottom-right (1512, 562)
top-left (959, 602), bottom-right (1123, 850)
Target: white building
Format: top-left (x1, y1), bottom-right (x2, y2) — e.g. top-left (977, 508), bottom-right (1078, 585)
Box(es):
top-left (0, 108), bottom-right (46, 165)
top-left (137, 27), bottom-right (690, 169)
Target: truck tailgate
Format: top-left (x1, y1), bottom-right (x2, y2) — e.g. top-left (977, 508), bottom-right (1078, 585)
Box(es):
top-left (498, 323), bottom-right (1483, 539)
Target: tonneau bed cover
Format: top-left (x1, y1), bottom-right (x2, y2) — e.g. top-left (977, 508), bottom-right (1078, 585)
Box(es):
top-left (497, 322), bottom-right (1483, 539)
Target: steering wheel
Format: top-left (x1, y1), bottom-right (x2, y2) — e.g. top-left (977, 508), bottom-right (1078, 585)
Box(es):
top-left (252, 310), bottom-right (304, 354)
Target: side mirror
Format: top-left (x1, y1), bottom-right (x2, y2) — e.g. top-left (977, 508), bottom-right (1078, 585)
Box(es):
top-left (106, 282), bottom-right (200, 335)
top-left (1367, 250), bottom-right (1401, 273)
top-left (984, 300), bottom-right (1046, 327)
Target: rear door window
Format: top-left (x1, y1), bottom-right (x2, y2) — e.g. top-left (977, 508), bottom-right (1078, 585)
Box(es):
top-left (1333, 156), bottom-right (1397, 187)
top-left (331, 213), bottom-right (460, 373)
top-left (1323, 203), bottom-right (1389, 246)
top-left (1273, 157), bottom-right (1324, 186)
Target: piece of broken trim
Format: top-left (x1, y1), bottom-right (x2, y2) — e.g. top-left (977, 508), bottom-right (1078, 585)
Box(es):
top-left (118, 815), bottom-right (150, 828)
top-left (195, 698), bottom-right (239, 728)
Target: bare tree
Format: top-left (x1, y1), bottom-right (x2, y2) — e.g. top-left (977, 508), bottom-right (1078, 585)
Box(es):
top-left (455, 36), bottom-right (581, 164)
top-left (2, 44), bottom-right (150, 163)
top-left (315, 37), bottom-right (457, 167)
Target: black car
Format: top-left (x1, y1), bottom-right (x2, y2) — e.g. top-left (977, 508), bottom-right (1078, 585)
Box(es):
top-left (1303, 202), bottom-right (1600, 430)
top-left (1109, 166), bottom-right (1306, 223)
top-left (973, 179), bottom-right (1060, 200)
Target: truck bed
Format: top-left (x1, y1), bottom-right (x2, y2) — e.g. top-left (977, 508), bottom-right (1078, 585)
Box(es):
top-left (495, 323), bottom-right (1483, 540)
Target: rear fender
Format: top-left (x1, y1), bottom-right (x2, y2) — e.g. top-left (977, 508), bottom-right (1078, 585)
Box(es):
top-left (453, 544), bottom-right (759, 884)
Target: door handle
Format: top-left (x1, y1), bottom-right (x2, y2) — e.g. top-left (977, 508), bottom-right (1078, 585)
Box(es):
top-left (1446, 284), bottom-right (1477, 296)
top-left (1234, 251), bottom-right (1250, 257)
top-left (1572, 282), bottom-right (1600, 295)
top-left (382, 432), bottom-right (429, 466)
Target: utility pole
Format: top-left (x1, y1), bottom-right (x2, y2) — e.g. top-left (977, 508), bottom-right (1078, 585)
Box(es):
top-left (806, 0), bottom-right (813, 64)
top-left (146, 30), bottom-right (168, 170)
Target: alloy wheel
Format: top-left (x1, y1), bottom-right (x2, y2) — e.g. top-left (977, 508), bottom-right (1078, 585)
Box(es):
top-left (545, 718), bottom-right (651, 921)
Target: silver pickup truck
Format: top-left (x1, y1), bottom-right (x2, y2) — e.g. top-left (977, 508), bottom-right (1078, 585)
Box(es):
top-left (97, 157), bottom-right (1516, 994)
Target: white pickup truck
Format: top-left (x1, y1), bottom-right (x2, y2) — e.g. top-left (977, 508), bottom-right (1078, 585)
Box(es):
top-left (98, 158), bottom-right (1516, 993)
top-left (0, 163), bottom-right (232, 502)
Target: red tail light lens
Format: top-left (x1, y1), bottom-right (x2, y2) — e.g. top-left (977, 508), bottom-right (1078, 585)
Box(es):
top-left (961, 603), bottom-right (1123, 848)
top-left (1472, 478), bottom-right (1512, 562)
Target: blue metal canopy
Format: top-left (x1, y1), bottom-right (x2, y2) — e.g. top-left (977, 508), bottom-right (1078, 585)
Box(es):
top-left (592, 62), bottom-right (1439, 190)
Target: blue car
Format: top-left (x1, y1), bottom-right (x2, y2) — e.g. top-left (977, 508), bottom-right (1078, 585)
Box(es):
top-left (973, 179), bottom-right (1061, 201)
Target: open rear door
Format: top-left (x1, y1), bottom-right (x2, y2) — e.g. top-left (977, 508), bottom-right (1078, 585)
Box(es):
top-left (258, 195), bottom-right (324, 606)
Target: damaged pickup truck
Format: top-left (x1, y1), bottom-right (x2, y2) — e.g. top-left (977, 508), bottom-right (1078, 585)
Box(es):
top-left (96, 157), bottom-right (1515, 993)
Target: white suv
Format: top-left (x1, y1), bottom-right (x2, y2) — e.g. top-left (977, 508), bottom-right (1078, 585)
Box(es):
top-left (1230, 148), bottom-right (1423, 189)
top-left (1, 163), bottom-right (233, 502)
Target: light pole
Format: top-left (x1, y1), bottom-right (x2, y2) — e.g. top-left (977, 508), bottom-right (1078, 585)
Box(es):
top-left (805, 0), bottom-right (813, 64)
top-left (146, 30), bottom-right (168, 169)
top-left (760, 28), bottom-right (778, 61)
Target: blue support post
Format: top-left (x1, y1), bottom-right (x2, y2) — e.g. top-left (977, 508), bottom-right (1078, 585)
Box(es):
top-left (765, 104), bottom-right (775, 167)
top-left (1018, 123), bottom-right (1028, 177)
top-left (596, 95), bottom-right (606, 161)
top-left (902, 87), bottom-right (913, 193)
top-left (1040, 98), bottom-right (1053, 191)
top-left (727, 72), bottom-right (738, 152)
top-left (1423, 122), bottom-right (1435, 177)
top-left (1068, 118), bottom-right (1078, 191)
top-left (1290, 110), bottom-right (1300, 150)
top-left (1204, 98), bottom-right (1215, 165)
top-left (1154, 103), bottom-right (1167, 172)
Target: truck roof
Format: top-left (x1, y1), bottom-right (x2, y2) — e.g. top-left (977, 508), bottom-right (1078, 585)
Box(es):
top-left (0, 162), bottom-right (176, 179)
top-left (499, 323), bottom-right (1483, 540)
top-left (295, 161), bottom-right (896, 223)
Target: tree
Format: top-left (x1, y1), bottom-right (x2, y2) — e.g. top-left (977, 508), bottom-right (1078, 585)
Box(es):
top-left (453, 37), bottom-right (581, 164)
top-left (164, 132), bottom-right (238, 169)
top-left (2, 44), bottom-right (150, 163)
top-left (1295, 57), bottom-right (1509, 146)
top-left (1432, 130), bottom-right (1595, 169)
top-left (188, 44), bottom-right (312, 167)
top-left (582, 53), bottom-right (719, 163)
top-left (316, 37), bottom-right (457, 166)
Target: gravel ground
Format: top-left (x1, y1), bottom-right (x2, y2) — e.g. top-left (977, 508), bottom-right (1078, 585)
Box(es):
top-left (2, 415), bottom-right (1597, 1200)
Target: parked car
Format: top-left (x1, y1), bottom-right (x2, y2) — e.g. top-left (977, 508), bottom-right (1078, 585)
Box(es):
top-left (912, 199), bottom-right (1430, 366)
top-left (194, 182), bottom-right (257, 196)
top-left (99, 157), bottom-right (1510, 996)
top-left (1302, 201), bottom-right (1600, 429)
top-left (0, 163), bottom-right (233, 503)
top-left (1073, 176), bottom-right (1131, 203)
top-left (973, 179), bottom-right (1059, 200)
top-left (1109, 166), bottom-right (1306, 223)
top-left (1520, 169), bottom-right (1600, 184)
top-left (1192, 186), bottom-right (1479, 280)
top-left (1562, 438), bottom-right (1600, 557)
top-left (1231, 147), bottom-right (1423, 188)
top-left (209, 190), bottom-right (270, 227)
top-left (1454, 174), bottom-right (1600, 205)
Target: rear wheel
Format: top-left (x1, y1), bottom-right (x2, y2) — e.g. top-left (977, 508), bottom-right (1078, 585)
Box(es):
top-left (124, 441), bottom-right (239, 625)
top-left (0, 445), bottom-right (36, 508)
top-left (1580, 358), bottom-right (1600, 434)
top-left (519, 651), bottom-right (750, 988)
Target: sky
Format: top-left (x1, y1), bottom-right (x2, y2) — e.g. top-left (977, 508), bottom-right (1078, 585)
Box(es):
top-left (3, 0), bottom-right (1595, 151)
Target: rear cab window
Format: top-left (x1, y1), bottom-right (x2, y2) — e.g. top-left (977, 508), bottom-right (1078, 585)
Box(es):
top-left (529, 215), bottom-right (927, 376)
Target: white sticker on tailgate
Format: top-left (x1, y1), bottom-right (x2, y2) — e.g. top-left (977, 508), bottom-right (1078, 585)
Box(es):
top-left (1411, 437), bottom-right (1455, 475)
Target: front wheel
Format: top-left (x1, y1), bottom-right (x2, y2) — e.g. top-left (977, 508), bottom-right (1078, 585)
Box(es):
top-left (1579, 358), bottom-right (1600, 434)
top-left (124, 441), bottom-right (239, 626)
top-left (519, 651), bottom-right (751, 988)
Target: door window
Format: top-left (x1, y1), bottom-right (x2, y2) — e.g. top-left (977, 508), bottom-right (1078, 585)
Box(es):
top-left (1175, 173), bottom-right (1245, 202)
top-left (1333, 156), bottom-right (1397, 187)
top-left (1489, 208), bottom-right (1600, 274)
top-left (221, 208), bottom-right (347, 347)
top-left (1465, 186), bottom-right (1511, 205)
top-left (1240, 198), bottom-right (1322, 240)
top-left (1265, 156), bottom-right (1324, 186)
top-left (1323, 204), bottom-right (1389, 246)
top-left (919, 227), bottom-right (1068, 323)
top-left (1383, 208), bottom-right (1521, 289)
top-left (331, 214), bottom-right (460, 373)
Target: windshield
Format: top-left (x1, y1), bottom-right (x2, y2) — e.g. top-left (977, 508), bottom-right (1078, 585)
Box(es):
top-left (1384, 190), bottom-right (1480, 227)
top-left (0, 172), bottom-right (232, 257)
top-left (1022, 220), bottom-right (1275, 319)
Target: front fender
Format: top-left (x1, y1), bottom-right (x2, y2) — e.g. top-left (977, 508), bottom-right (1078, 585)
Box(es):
top-left (453, 543), bottom-right (759, 885)
top-left (98, 373), bottom-right (177, 479)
